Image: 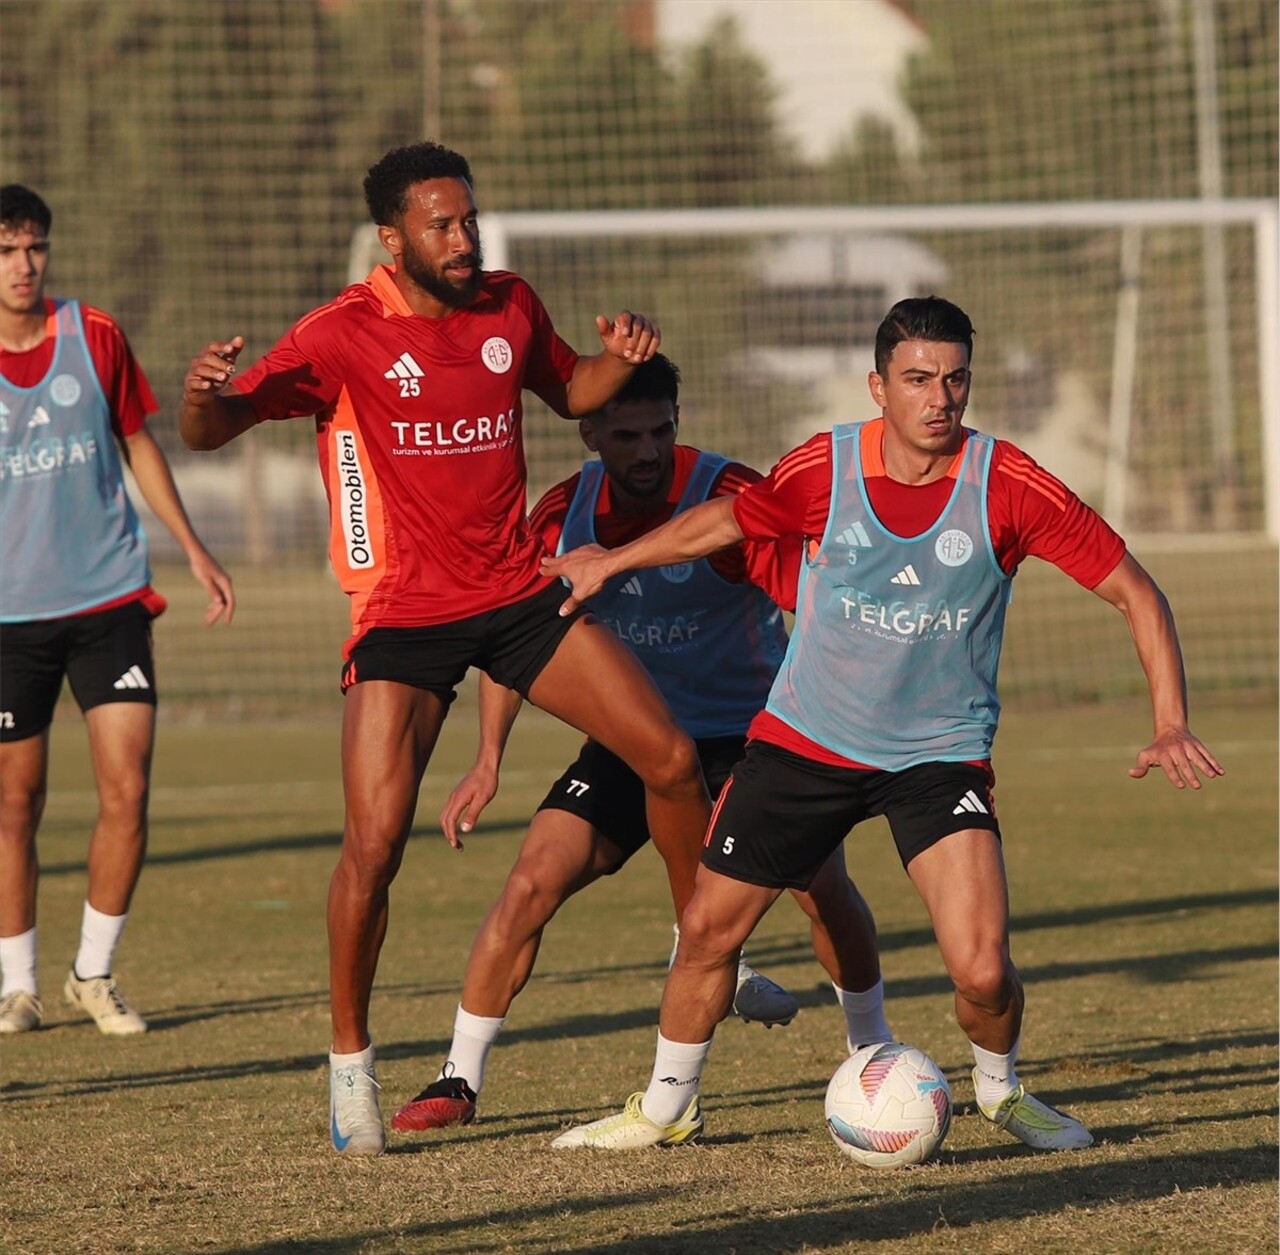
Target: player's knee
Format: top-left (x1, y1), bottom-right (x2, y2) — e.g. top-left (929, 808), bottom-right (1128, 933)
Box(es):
top-left (950, 948), bottom-right (1014, 1012)
top-left (96, 772), bottom-right (149, 825)
top-left (676, 898), bottom-right (749, 967)
top-left (0, 785), bottom-right (45, 843)
top-left (498, 862), bottom-right (565, 930)
top-left (340, 827), bottom-right (407, 886)
top-left (637, 731), bottom-right (702, 800)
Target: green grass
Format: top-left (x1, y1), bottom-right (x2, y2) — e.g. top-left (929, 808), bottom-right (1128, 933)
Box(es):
top-left (1, 698), bottom-right (1276, 1254)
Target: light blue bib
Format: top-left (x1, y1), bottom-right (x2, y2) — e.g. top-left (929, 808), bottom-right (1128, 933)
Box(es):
top-left (766, 423), bottom-right (1011, 769)
top-left (0, 300), bottom-right (150, 620)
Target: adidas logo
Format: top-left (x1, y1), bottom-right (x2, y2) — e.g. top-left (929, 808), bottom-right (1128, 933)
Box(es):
top-left (836, 521), bottom-right (873, 548)
top-left (890, 564), bottom-right (921, 586)
top-left (27, 406), bottom-right (51, 428)
top-left (383, 352), bottom-right (425, 381)
top-left (112, 665), bottom-right (150, 691)
top-left (952, 789), bottom-right (988, 816)
top-left (620, 577), bottom-right (643, 595)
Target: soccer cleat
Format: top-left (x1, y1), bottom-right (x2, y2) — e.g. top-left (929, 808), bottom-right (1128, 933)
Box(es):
top-left (63, 971), bottom-right (147, 1035)
top-left (391, 1074), bottom-right (477, 1131)
top-left (974, 1069), bottom-right (1094, 1151)
top-left (732, 960), bottom-right (798, 1027)
top-left (0, 990), bottom-right (43, 1034)
top-left (330, 1057), bottom-right (386, 1156)
top-left (551, 1091), bottom-right (704, 1150)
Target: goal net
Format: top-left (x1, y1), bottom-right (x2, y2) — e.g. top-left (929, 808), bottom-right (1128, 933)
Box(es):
top-left (2, 0), bottom-right (1274, 716)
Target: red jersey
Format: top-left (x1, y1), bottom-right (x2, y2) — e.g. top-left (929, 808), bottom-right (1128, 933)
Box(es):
top-left (734, 421), bottom-right (1126, 767)
top-left (0, 300), bottom-right (155, 438)
top-left (233, 267), bottom-right (579, 643)
top-left (531, 444), bottom-right (802, 609)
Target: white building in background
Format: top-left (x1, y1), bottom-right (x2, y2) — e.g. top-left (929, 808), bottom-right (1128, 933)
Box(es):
top-left (656, 0), bottom-right (928, 160)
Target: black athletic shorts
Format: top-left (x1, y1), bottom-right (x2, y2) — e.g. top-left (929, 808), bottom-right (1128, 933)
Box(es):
top-left (340, 580), bottom-right (587, 702)
top-left (536, 735), bottom-right (746, 871)
top-left (0, 600), bottom-right (158, 742)
top-left (701, 740), bottom-right (1000, 889)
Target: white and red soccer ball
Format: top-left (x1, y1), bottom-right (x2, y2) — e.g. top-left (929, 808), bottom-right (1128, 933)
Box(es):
top-left (824, 1042), bottom-right (952, 1168)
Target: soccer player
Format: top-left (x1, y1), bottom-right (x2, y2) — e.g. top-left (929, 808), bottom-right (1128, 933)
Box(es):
top-left (0, 184), bottom-right (235, 1038)
top-left (179, 142), bottom-right (785, 1157)
top-left (543, 296), bottom-right (1224, 1152)
top-left (391, 354), bottom-right (891, 1134)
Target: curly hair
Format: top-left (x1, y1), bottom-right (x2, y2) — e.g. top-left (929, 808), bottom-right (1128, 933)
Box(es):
top-left (363, 143), bottom-right (474, 227)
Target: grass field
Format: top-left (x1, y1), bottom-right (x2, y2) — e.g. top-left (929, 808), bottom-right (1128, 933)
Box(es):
top-left (1, 696), bottom-right (1276, 1254)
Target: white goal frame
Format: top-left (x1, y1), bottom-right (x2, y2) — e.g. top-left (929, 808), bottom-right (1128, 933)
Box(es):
top-left (349, 199), bottom-right (1279, 540)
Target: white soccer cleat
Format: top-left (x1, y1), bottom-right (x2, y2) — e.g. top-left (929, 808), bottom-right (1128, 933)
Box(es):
top-left (551, 1091), bottom-right (703, 1150)
top-left (732, 960), bottom-right (798, 1027)
top-left (0, 990), bottom-right (43, 1034)
top-left (63, 971), bottom-right (146, 1035)
top-left (330, 1057), bottom-right (386, 1156)
top-left (974, 1069), bottom-right (1094, 1151)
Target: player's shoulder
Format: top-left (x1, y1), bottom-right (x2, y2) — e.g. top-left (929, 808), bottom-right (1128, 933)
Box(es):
top-left (479, 269), bottom-right (545, 315)
top-left (699, 448), bottom-right (765, 496)
top-left (983, 433), bottom-right (1073, 508)
top-left (294, 282), bottom-right (381, 335)
top-left (531, 472), bottom-right (578, 524)
top-left (771, 429), bottom-right (833, 482)
top-left (76, 301), bottom-right (127, 338)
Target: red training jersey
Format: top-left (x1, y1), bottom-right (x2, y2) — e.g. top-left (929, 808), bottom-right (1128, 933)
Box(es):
top-left (734, 420), bottom-right (1126, 767)
top-left (232, 267), bottom-right (579, 644)
top-left (531, 444), bottom-right (803, 609)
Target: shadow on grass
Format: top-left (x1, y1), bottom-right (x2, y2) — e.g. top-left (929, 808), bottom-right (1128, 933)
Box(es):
top-left (201, 1144), bottom-right (1277, 1254)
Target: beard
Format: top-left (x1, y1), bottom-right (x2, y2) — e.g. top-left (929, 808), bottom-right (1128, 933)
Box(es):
top-left (618, 463), bottom-right (669, 498)
top-left (400, 236), bottom-right (484, 309)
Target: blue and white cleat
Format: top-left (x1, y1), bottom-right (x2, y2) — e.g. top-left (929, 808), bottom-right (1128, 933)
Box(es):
top-left (330, 1056), bottom-right (386, 1156)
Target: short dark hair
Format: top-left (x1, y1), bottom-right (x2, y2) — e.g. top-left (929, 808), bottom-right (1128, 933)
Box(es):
top-left (874, 296), bottom-right (975, 375)
top-left (598, 353), bottom-right (681, 411)
top-left (363, 142), bottom-right (474, 226)
top-left (0, 184), bottom-right (52, 234)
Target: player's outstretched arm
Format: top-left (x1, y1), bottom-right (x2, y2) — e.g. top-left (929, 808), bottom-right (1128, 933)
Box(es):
top-left (439, 675), bottom-right (525, 850)
top-left (122, 425), bottom-right (235, 625)
top-left (563, 311), bottom-right (661, 417)
top-left (542, 495), bottom-right (744, 615)
top-left (180, 336), bottom-right (258, 450)
top-left (1091, 552), bottom-right (1224, 789)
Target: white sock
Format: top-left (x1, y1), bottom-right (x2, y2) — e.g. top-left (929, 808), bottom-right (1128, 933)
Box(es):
top-left (0, 928), bottom-right (38, 997)
top-left (330, 1042), bottom-right (375, 1069)
top-left (833, 979), bottom-right (893, 1050)
top-left (438, 1005), bottom-right (504, 1094)
top-left (641, 1032), bottom-right (711, 1126)
top-left (74, 903), bottom-right (127, 980)
top-left (971, 1040), bottom-right (1020, 1107)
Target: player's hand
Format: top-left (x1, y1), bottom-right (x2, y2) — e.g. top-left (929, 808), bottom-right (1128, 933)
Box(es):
top-left (541, 544), bottom-right (612, 616)
top-left (188, 547), bottom-right (235, 625)
top-left (596, 311), bottom-right (660, 364)
top-left (182, 337), bottom-right (245, 404)
top-left (439, 762), bottom-right (499, 850)
top-left (1128, 728), bottom-right (1224, 789)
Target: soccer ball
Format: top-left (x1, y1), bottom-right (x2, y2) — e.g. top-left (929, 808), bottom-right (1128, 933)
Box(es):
top-left (824, 1042), bottom-right (952, 1168)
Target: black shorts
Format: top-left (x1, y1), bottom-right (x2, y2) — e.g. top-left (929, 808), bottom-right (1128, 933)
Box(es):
top-left (701, 741), bottom-right (1000, 889)
top-left (0, 601), bottom-right (158, 742)
top-left (536, 735), bottom-right (746, 871)
top-left (340, 581), bottom-right (587, 701)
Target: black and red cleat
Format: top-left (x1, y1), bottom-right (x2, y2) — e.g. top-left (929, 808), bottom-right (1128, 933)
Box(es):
top-left (391, 1075), bottom-right (478, 1131)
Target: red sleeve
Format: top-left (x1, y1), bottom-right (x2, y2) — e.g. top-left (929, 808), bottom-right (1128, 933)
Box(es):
top-left (231, 297), bottom-right (358, 422)
top-left (83, 306), bottom-right (157, 439)
top-left (988, 440), bottom-right (1126, 587)
top-left (529, 475), bottom-right (577, 552)
top-left (732, 432), bottom-right (833, 543)
top-left (510, 278), bottom-right (578, 418)
top-left (706, 461), bottom-right (801, 609)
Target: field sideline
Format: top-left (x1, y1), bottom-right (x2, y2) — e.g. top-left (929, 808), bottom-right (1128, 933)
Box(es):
top-left (1, 696), bottom-right (1276, 1254)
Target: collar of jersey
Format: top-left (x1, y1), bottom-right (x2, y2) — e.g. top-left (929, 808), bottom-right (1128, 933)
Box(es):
top-left (366, 264), bottom-right (492, 318)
